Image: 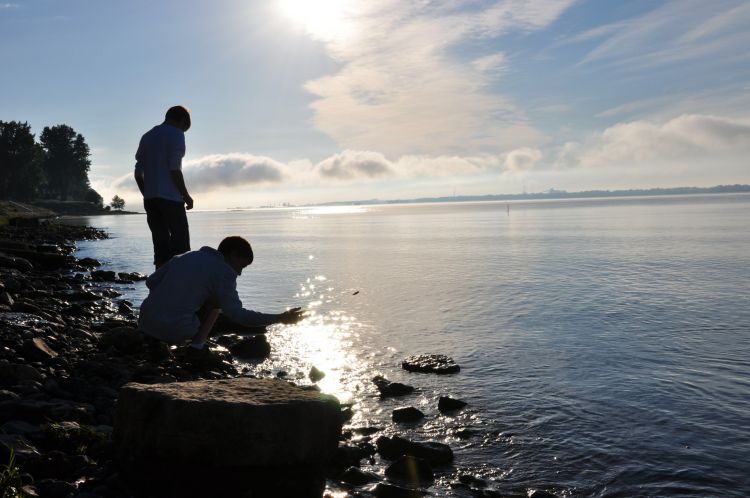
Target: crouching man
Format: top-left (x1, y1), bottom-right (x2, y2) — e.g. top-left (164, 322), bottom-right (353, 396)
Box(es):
top-left (138, 236), bottom-right (303, 354)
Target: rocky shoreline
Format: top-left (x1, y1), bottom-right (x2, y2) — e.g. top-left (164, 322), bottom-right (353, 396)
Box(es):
top-left (0, 221), bottom-right (557, 498)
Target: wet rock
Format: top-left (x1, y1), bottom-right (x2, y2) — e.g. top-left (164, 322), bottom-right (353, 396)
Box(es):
top-left (372, 375), bottom-right (415, 398)
top-left (402, 354), bottom-right (460, 374)
top-left (351, 426), bottom-right (382, 436)
top-left (309, 366), bottom-right (325, 382)
top-left (118, 272), bottom-right (146, 281)
top-left (438, 396), bottom-right (467, 412)
top-left (77, 257), bottom-right (102, 268)
top-left (114, 377), bottom-right (342, 467)
top-left (373, 482), bottom-right (427, 498)
top-left (98, 327), bottom-right (144, 355)
top-left (376, 435), bottom-right (453, 465)
top-left (341, 466), bottom-right (380, 485)
top-left (90, 270), bottom-right (117, 282)
top-left (228, 335), bottom-right (271, 358)
top-left (22, 338), bottom-right (59, 361)
top-left (392, 407), bottom-right (425, 423)
top-left (385, 455), bottom-right (434, 484)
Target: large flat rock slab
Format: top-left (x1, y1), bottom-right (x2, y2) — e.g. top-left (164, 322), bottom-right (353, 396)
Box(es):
top-left (114, 378), bottom-right (342, 468)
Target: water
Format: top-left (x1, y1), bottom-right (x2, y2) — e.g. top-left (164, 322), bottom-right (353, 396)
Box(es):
top-left (70, 194), bottom-right (750, 497)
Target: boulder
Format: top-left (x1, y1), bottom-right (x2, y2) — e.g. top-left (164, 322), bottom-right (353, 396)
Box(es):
top-left (114, 378), bottom-right (342, 467)
top-left (0, 291), bottom-right (13, 307)
top-left (385, 455), bottom-right (434, 484)
top-left (376, 435), bottom-right (453, 465)
top-left (228, 335), bottom-right (271, 358)
top-left (392, 407), bottom-right (425, 423)
top-left (0, 252), bottom-right (33, 272)
top-left (438, 396), bottom-right (467, 412)
top-left (372, 375), bottom-right (415, 398)
top-left (402, 354), bottom-right (460, 374)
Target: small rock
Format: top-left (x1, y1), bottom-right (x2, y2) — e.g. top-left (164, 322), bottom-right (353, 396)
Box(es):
top-left (392, 407), bottom-right (425, 423)
top-left (341, 466), bottom-right (379, 485)
top-left (228, 335), bottom-right (271, 358)
top-left (438, 396), bottom-right (467, 412)
top-left (372, 375), bottom-right (415, 398)
top-left (0, 291), bottom-right (14, 307)
top-left (402, 354), bottom-right (460, 374)
top-left (385, 455), bottom-right (434, 484)
top-left (309, 366), bottom-right (325, 382)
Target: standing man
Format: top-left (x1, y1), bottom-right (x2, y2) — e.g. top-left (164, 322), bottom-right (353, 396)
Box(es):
top-left (134, 105), bottom-right (194, 268)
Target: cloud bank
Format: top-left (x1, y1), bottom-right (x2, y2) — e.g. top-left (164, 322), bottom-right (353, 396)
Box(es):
top-left (558, 114), bottom-right (750, 168)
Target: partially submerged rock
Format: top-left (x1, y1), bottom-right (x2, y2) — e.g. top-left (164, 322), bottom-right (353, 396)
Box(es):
top-left (402, 354), bottom-right (460, 374)
top-left (438, 396), bottom-right (467, 412)
top-left (227, 334), bottom-right (271, 358)
top-left (376, 435), bottom-right (453, 465)
top-left (392, 406), bottom-right (425, 423)
top-left (372, 375), bottom-right (415, 398)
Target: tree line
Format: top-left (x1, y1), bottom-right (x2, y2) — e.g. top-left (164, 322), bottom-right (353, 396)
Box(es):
top-left (0, 120), bottom-right (103, 206)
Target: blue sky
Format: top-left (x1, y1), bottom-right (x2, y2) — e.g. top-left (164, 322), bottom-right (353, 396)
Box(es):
top-left (2, 0), bottom-right (749, 208)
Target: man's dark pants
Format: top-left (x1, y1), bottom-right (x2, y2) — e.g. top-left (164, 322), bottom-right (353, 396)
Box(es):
top-left (144, 198), bottom-right (190, 267)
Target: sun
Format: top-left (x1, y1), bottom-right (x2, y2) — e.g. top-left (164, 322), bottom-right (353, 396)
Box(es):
top-left (278, 0), bottom-right (350, 39)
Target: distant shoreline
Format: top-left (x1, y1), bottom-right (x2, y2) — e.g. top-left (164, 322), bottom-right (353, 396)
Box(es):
top-left (310, 184), bottom-right (750, 207)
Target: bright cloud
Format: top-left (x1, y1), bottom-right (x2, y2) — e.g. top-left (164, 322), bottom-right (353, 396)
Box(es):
top-left (300, 0), bottom-right (576, 156)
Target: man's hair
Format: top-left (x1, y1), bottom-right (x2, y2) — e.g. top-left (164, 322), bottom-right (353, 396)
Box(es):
top-left (165, 105), bottom-right (191, 131)
top-left (218, 236), bottom-right (253, 262)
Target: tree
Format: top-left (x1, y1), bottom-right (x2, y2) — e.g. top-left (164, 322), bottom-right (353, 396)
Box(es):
top-left (84, 187), bottom-right (104, 208)
top-left (110, 195), bottom-right (125, 210)
top-left (0, 121), bottom-right (44, 200)
top-left (39, 124), bottom-right (91, 201)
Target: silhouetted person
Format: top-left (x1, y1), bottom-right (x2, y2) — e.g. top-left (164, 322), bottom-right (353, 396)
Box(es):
top-left (134, 105), bottom-right (194, 268)
top-left (138, 236), bottom-right (303, 359)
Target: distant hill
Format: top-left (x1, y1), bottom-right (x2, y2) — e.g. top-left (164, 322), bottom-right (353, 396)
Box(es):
top-left (309, 184), bottom-right (750, 207)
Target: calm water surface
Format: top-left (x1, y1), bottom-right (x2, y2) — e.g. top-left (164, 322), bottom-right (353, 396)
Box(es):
top-left (72, 194), bottom-right (750, 497)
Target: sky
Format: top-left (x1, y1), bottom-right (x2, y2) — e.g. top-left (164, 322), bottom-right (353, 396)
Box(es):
top-left (2, 0), bottom-right (749, 209)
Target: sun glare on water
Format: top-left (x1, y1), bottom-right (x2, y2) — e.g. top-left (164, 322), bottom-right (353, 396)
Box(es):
top-left (278, 0), bottom-right (351, 39)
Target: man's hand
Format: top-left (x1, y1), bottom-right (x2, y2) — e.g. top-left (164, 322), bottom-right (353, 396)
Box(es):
top-left (278, 307), bottom-right (305, 324)
top-left (184, 195), bottom-right (194, 210)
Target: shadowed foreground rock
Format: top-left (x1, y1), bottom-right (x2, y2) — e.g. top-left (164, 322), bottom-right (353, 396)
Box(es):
top-left (114, 377), bottom-right (342, 497)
